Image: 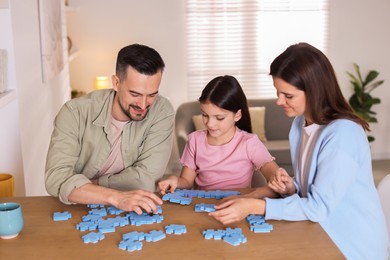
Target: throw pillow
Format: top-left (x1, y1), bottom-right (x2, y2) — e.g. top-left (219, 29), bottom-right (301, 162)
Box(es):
top-left (192, 114), bottom-right (206, 130)
top-left (249, 106), bottom-right (267, 142)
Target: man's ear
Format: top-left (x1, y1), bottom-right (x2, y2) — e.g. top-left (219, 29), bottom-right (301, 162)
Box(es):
top-left (112, 75), bottom-right (120, 91)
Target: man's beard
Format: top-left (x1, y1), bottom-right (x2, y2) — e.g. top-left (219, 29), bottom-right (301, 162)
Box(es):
top-left (119, 100), bottom-right (149, 121)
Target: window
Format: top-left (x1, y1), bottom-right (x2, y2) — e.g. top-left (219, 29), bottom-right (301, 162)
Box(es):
top-left (186, 0), bottom-right (328, 100)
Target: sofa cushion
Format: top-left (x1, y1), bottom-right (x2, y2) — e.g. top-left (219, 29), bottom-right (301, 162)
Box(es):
top-left (191, 106), bottom-right (267, 142)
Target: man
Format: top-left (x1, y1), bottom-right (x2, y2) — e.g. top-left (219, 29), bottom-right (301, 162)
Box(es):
top-left (45, 44), bottom-right (175, 213)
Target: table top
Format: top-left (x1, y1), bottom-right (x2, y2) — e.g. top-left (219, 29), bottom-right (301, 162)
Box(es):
top-left (0, 192), bottom-right (344, 259)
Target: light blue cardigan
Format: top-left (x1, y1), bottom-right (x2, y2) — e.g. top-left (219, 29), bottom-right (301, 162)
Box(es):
top-left (265, 116), bottom-right (388, 259)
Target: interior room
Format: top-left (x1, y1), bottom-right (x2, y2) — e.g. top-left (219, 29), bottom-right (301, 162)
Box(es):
top-left (0, 0), bottom-right (389, 197)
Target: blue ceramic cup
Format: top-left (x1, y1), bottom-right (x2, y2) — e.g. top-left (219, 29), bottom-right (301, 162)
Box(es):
top-left (0, 202), bottom-right (24, 239)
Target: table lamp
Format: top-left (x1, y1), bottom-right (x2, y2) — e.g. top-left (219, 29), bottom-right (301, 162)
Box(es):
top-left (95, 76), bottom-right (110, 90)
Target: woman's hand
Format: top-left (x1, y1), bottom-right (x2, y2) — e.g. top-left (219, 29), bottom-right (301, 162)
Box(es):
top-left (268, 168), bottom-right (296, 196)
top-left (209, 198), bottom-right (265, 225)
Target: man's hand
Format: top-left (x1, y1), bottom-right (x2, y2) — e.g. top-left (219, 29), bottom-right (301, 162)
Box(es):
top-left (112, 190), bottom-right (163, 214)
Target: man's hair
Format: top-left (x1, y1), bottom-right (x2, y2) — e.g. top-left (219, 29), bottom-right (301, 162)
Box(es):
top-left (116, 43), bottom-right (165, 81)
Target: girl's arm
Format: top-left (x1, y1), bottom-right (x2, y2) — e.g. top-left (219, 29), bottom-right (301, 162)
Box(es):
top-left (158, 166), bottom-right (197, 194)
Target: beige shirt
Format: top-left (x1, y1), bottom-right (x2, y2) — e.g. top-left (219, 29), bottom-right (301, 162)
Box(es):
top-left (45, 89), bottom-right (175, 204)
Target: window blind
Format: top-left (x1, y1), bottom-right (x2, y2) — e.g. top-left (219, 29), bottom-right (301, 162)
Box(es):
top-left (186, 0), bottom-right (328, 100)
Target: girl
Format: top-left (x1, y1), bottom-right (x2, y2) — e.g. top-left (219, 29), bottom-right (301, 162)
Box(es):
top-left (159, 75), bottom-right (279, 193)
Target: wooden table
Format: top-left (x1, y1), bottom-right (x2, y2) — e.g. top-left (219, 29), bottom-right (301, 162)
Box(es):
top-left (0, 194), bottom-right (344, 259)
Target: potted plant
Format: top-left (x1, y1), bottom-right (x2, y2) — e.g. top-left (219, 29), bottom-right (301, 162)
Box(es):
top-left (347, 63), bottom-right (384, 142)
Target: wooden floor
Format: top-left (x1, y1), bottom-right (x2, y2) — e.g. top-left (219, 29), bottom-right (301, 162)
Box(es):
top-left (373, 159), bottom-right (390, 186)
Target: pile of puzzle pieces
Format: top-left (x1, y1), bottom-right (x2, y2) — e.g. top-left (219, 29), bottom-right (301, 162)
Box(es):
top-left (246, 214), bottom-right (273, 233)
top-left (52, 189), bottom-right (273, 253)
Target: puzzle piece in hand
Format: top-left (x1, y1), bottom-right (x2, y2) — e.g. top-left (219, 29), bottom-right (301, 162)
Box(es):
top-left (119, 240), bottom-right (143, 252)
top-left (82, 231), bottom-right (105, 243)
top-left (165, 224), bottom-right (187, 235)
top-left (53, 211), bottom-right (72, 221)
top-left (144, 230), bottom-right (166, 242)
top-left (162, 193), bottom-right (192, 205)
top-left (194, 203), bottom-right (216, 212)
top-left (250, 223), bottom-right (273, 233)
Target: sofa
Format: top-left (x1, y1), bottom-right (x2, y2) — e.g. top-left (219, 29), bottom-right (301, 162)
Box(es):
top-left (174, 99), bottom-right (294, 185)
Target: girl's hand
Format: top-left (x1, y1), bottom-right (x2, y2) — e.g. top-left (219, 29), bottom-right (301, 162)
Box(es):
top-left (158, 176), bottom-right (179, 195)
top-left (268, 168), bottom-right (296, 195)
top-left (209, 198), bottom-right (265, 225)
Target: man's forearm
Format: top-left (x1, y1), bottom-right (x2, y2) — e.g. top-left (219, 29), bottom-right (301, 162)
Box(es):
top-left (68, 183), bottom-right (119, 206)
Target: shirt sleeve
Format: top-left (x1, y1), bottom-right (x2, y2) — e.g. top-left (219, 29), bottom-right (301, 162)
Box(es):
top-left (247, 134), bottom-right (274, 170)
top-left (45, 102), bottom-right (91, 204)
top-left (179, 131), bottom-right (200, 171)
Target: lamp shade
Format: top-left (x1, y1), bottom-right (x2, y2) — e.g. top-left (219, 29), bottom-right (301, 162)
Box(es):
top-left (95, 76), bottom-right (110, 90)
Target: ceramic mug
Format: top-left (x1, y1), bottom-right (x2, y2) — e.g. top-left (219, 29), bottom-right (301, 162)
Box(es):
top-left (0, 173), bottom-right (15, 197)
top-left (0, 202), bottom-right (24, 239)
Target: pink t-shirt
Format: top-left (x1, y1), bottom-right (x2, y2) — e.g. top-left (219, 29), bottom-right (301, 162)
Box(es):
top-left (180, 128), bottom-right (274, 189)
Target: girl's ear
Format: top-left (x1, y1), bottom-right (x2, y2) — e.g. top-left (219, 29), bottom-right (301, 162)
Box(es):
top-left (234, 109), bottom-right (242, 122)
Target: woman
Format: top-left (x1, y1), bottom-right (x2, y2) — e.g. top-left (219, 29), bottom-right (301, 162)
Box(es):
top-left (209, 43), bottom-right (388, 259)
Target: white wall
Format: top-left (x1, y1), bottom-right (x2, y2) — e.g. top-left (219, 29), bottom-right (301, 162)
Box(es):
top-left (0, 0), bottom-right (71, 196)
top-left (66, 0), bottom-right (187, 110)
top-left (1, 0), bottom-right (389, 196)
top-left (328, 0), bottom-right (390, 159)
top-left (68, 0), bottom-right (390, 160)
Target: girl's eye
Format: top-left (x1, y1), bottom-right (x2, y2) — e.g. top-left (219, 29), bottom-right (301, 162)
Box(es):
top-left (216, 117), bottom-right (225, 121)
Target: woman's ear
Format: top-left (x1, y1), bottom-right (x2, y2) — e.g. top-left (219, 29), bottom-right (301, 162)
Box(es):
top-left (234, 109), bottom-right (242, 122)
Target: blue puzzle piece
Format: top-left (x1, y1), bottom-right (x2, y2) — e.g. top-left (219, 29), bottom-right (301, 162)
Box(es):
top-left (165, 224), bottom-right (187, 235)
top-left (82, 231), bottom-right (105, 243)
top-left (223, 233), bottom-right (247, 246)
top-left (122, 231), bottom-right (145, 241)
top-left (53, 211), bottom-right (72, 221)
top-left (119, 240), bottom-right (143, 252)
top-left (194, 203), bottom-right (216, 212)
top-left (127, 212), bottom-right (164, 226)
top-left (88, 208), bottom-right (107, 217)
top-left (87, 204), bottom-right (105, 209)
top-left (202, 229), bottom-right (226, 240)
top-left (107, 206), bottom-right (124, 215)
top-left (246, 214), bottom-right (265, 225)
top-left (162, 193), bottom-right (192, 205)
top-left (250, 223), bottom-right (273, 233)
top-left (76, 221), bottom-right (98, 231)
top-left (82, 214), bottom-right (102, 223)
top-left (145, 230), bottom-right (166, 242)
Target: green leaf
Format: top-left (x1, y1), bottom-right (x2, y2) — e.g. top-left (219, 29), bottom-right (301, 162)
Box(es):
top-left (363, 71), bottom-right (379, 87)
